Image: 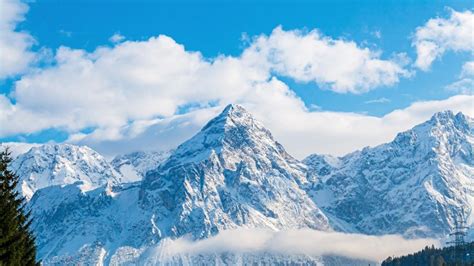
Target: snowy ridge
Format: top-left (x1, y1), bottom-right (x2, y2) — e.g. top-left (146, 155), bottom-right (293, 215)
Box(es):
top-left (305, 111), bottom-right (474, 237)
top-left (10, 144), bottom-right (121, 199)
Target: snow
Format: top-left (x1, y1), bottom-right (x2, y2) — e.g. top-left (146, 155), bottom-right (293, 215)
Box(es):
top-left (10, 143), bottom-right (122, 200)
top-left (28, 104), bottom-right (330, 264)
top-left (15, 106), bottom-right (474, 265)
top-left (304, 110), bottom-right (474, 238)
top-left (111, 150), bottom-right (171, 181)
top-left (117, 164), bottom-right (141, 183)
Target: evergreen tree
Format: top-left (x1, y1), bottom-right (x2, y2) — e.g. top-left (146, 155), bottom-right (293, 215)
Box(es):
top-left (0, 148), bottom-right (38, 265)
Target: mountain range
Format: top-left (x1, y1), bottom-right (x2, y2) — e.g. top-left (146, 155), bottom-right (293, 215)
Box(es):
top-left (2, 104), bottom-right (473, 265)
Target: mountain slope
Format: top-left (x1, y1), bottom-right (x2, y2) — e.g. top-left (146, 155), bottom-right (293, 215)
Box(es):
top-left (140, 104), bottom-right (330, 238)
top-left (28, 104), bottom-right (330, 263)
top-left (11, 144), bottom-right (121, 199)
top-left (305, 111), bottom-right (474, 237)
top-left (111, 150), bottom-right (171, 182)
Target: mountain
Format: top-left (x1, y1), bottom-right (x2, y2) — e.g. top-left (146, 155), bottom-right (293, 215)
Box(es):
top-left (111, 150), bottom-right (171, 182)
top-left (28, 104), bottom-right (330, 264)
top-left (140, 104), bottom-right (330, 239)
top-left (19, 107), bottom-right (474, 264)
top-left (10, 143), bottom-right (121, 199)
top-left (305, 111), bottom-right (474, 237)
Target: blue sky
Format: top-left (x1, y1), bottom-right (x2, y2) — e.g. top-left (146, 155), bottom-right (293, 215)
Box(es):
top-left (0, 0), bottom-right (473, 157)
top-left (12, 0), bottom-right (472, 113)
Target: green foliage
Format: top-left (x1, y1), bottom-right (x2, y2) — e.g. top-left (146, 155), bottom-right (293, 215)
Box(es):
top-left (382, 242), bottom-right (474, 266)
top-left (0, 148), bottom-right (38, 266)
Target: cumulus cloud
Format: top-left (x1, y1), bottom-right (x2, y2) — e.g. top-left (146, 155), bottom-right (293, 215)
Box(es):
top-left (0, 25), bottom-right (409, 138)
top-left (244, 26), bottom-right (410, 93)
top-left (142, 228), bottom-right (438, 263)
top-left (413, 9), bottom-right (474, 71)
top-left (0, 35), bottom-right (272, 136)
top-left (0, 0), bottom-right (36, 79)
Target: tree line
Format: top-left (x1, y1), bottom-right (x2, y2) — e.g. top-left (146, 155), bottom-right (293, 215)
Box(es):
top-left (382, 242), bottom-right (474, 266)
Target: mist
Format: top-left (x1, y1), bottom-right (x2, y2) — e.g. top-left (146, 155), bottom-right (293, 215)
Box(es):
top-left (142, 228), bottom-right (439, 263)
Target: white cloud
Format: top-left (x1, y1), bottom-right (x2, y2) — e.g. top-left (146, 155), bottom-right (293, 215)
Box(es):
top-left (445, 61), bottom-right (474, 95)
top-left (243, 26), bottom-right (410, 93)
top-left (0, 11), bottom-right (470, 158)
top-left (364, 97), bottom-right (390, 104)
top-left (73, 94), bottom-right (474, 159)
top-left (413, 9), bottom-right (474, 71)
top-left (0, 26), bottom-right (409, 138)
top-left (142, 228), bottom-right (438, 263)
top-left (260, 94), bottom-right (473, 157)
top-left (461, 61), bottom-right (474, 78)
top-left (445, 79), bottom-right (474, 95)
top-left (109, 33), bottom-right (125, 43)
top-left (0, 0), bottom-right (36, 79)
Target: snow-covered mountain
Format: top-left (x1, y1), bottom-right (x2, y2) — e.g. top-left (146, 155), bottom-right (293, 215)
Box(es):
top-left (140, 104), bottom-right (330, 239)
top-left (27, 104), bottom-right (330, 264)
top-left (111, 150), bottom-right (171, 182)
top-left (10, 144), bottom-right (121, 199)
top-left (12, 106), bottom-right (473, 264)
top-left (305, 111), bottom-right (474, 237)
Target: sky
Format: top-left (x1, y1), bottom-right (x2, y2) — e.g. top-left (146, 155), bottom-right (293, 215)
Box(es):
top-left (0, 0), bottom-right (473, 158)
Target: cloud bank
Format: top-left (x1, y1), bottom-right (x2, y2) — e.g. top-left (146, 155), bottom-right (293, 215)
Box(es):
top-left (74, 94), bottom-right (474, 158)
top-left (142, 228), bottom-right (438, 263)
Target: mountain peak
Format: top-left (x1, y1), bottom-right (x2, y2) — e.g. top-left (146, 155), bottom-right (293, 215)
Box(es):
top-left (429, 110), bottom-right (471, 129)
top-left (392, 110), bottom-right (472, 147)
top-left (140, 104), bottom-right (329, 240)
top-left (201, 103), bottom-right (256, 131)
top-left (161, 104), bottom-right (278, 166)
top-left (11, 143), bottom-right (120, 199)
top-left (429, 110), bottom-right (457, 126)
top-left (221, 104), bottom-right (251, 117)
top-left (221, 103), bottom-right (247, 116)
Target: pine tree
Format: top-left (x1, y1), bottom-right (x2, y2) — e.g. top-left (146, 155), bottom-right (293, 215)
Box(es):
top-left (0, 148), bottom-right (38, 265)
